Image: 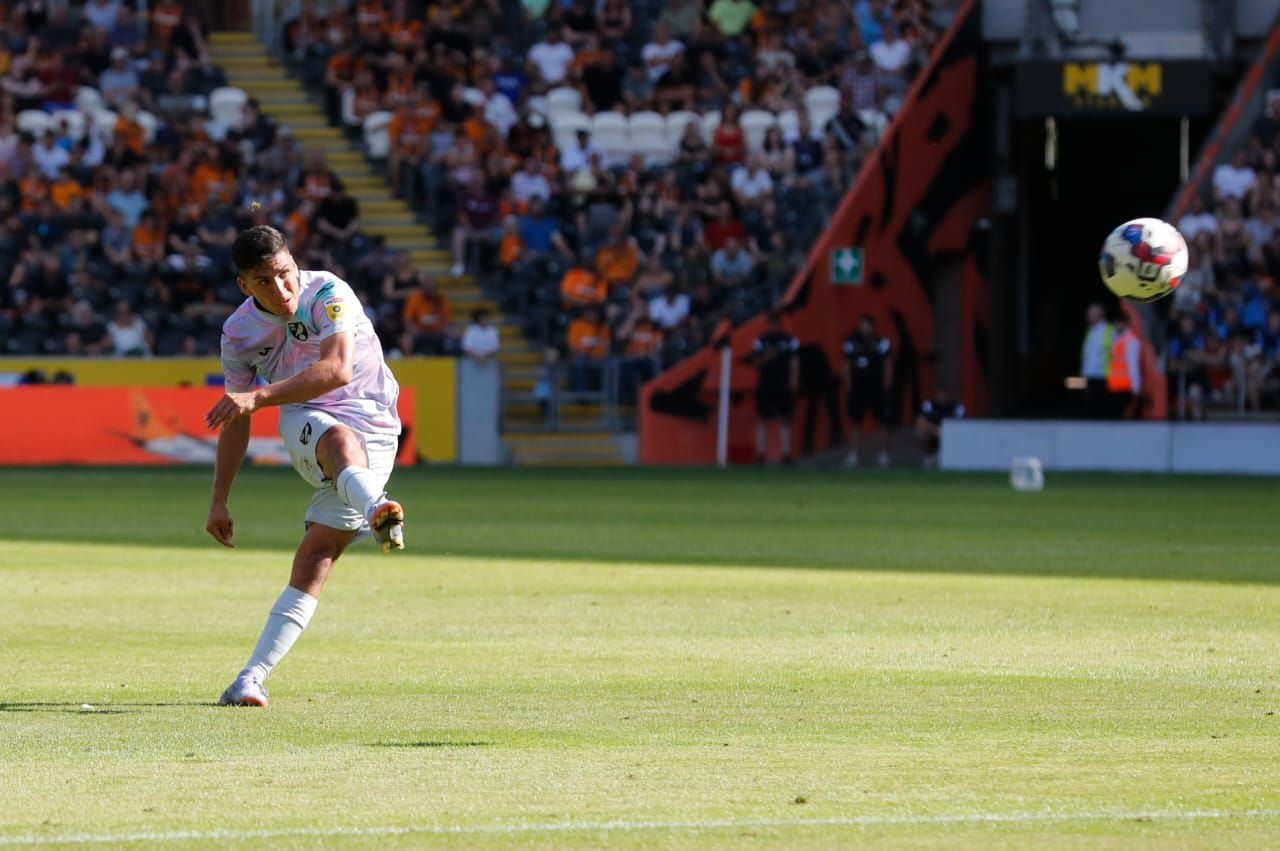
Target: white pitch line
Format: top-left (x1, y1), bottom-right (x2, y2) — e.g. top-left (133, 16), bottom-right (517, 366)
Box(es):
top-left (2, 809), bottom-right (1279, 846)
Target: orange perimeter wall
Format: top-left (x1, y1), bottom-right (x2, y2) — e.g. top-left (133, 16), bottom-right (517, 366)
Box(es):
top-left (640, 0), bottom-right (989, 464)
top-left (0, 387), bottom-right (417, 466)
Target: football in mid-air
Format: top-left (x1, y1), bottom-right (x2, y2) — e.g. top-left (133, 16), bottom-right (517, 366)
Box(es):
top-left (1098, 217), bottom-right (1188, 303)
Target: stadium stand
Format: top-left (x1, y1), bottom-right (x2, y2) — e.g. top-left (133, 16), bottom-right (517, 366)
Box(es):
top-left (1166, 22), bottom-right (1280, 419)
top-left (0, 0), bottom-right (959, 445)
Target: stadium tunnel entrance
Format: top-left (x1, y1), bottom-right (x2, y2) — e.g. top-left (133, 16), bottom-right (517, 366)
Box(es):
top-left (994, 114), bottom-right (1214, 416)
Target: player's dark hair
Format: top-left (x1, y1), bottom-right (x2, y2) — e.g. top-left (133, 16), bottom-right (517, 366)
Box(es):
top-left (232, 225), bottom-right (288, 273)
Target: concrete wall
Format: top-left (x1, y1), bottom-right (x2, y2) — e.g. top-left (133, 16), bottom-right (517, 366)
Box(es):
top-left (941, 420), bottom-right (1280, 474)
top-left (456, 358), bottom-right (503, 466)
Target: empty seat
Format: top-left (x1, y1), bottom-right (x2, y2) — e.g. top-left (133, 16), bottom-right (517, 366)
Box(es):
top-left (664, 110), bottom-right (700, 146)
top-left (740, 109), bottom-right (778, 153)
top-left (546, 86), bottom-right (583, 118)
top-left (803, 85), bottom-right (840, 120)
top-left (17, 109), bottom-right (53, 136)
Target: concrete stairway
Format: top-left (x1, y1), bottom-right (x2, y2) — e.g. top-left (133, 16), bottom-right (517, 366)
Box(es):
top-left (208, 31), bottom-right (626, 467)
top-left (206, 31), bottom-right (490, 317)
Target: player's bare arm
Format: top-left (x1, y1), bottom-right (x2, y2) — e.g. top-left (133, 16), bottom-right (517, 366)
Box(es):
top-left (207, 414), bottom-right (251, 547)
top-left (205, 332), bottom-right (355, 430)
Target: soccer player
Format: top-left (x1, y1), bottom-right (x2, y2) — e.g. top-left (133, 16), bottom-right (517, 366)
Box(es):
top-left (205, 226), bottom-right (405, 708)
top-left (752, 310), bottom-right (800, 465)
top-left (843, 313), bottom-right (893, 467)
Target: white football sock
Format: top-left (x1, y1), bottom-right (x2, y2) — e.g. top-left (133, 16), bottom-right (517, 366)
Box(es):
top-left (239, 586), bottom-right (318, 683)
top-left (335, 466), bottom-right (386, 523)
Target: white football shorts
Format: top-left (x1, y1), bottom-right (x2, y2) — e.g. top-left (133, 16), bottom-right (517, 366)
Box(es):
top-left (278, 406), bottom-right (398, 532)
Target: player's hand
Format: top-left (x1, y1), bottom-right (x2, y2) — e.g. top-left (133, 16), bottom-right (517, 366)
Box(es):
top-left (205, 391), bottom-right (258, 430)
top-left (206, 501), bottom-right (235, 548)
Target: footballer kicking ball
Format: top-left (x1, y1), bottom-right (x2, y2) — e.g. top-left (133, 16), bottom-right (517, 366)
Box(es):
top-left (1098, 217), bottom-right (1189, 303)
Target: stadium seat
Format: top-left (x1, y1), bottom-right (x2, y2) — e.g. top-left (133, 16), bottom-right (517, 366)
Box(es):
top-left (550, 109), bottom-right (591, 151)
top-left (700, 110), bottom-right (721, 143)
top-left (628, 111), bottom-right (664, 138)
top-left (629, 111), bottom-right (671, 165)
top-left (740, 109), bottom-right (778, 153)
top-left (590, 110), bottom-right (628, 135)
top-left (90, 109), bottom-right (117, 142)
top-left (809, 105), bottom-right (837, 135)
top-left (134, 110), bottom-right (159, 143)
top-left (859, 108), bottom-right (890, 139)
top-left (209, 86), bottom-right (248, 131)
top-left (591, 111), bottom-right (631, 164)
top-left (17, 109), bottom-right (53, 136)
top-left (777, 108), bottom-right (800, 140)
top-left (664, 110), bottom-right (700, 147)
top-left (363, 110), bottom-right (394, 160)
top-left (53, 110), bottom-right (88, 141)
top-left (546, 86), bottom-right (583, 119)
top-left (804, 86), bottom-right (840, 121)
top-left (74, 86), bottom-right (105, 113)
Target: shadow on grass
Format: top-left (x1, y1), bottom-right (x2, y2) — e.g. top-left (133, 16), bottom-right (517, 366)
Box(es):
top-left (2, 467), bottom-right (1279, 585)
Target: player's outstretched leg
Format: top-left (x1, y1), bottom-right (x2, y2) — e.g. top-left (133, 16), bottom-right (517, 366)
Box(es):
top-left (319, 426), bottom-right (405, 553)
top-left (219, 524), bottom-right (356, 707)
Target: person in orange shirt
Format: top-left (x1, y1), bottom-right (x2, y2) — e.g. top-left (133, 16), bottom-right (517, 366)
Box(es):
top-left (402, 274), bottom-right (453, 355)
top-left (568, 305), bottom-right (612, 396)
top-left (354, 0), bottom-right (388, 40)
top-left (385, 0), bottom-right (422, 54)
top-left (48, 166), bottom-right (86, 211)
top-left (617, 310), bottom-right (663, 404)
top-left (595, 224), bottom-right (640, 292)
top-left (561, 251), bottom-right (607, 309)
top-left (497, 215), bottom-right (523, 269)
top-left (131, 210), bottom-right (167, 269)
top-left (388, 89), bottom-right (438, 202)
top-left (150, 0), bottom-right (183, 48)
top-left (18, 167), bottom-right (49, 212)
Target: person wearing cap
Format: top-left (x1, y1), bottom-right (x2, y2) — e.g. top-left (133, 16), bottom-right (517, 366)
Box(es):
top-left (99, 47), bottom-right (140, 107)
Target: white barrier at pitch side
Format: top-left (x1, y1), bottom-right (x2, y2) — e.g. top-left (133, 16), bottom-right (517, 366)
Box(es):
top-left (940, 420), bottom-right (1280, 474)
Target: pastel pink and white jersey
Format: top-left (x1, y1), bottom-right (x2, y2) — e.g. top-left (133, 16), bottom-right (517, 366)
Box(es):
top-left (220, 270), bottom-right (401, 436)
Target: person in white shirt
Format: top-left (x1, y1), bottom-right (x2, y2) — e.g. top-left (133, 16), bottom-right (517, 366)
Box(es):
top-left (511, 159), bottom-right (552, 205)
top-left (559, 129), bottom-right (606, 173)
top-left (1212, 150), bottom-right (1256, 202)
top-left (730, 155), bottom-right (774, 207)
top-left (870, 30), bottom-right (911, 73)
top-left (461, 308), bottom-right (501, 363)
top-left (83, 0), bottom-right (121, 30)
top-left (107, 300), bottom-right (152, 356)
top-left (1177, 195), bottom-right (1218, 242)
top-left (33, 131), bottom-right (69, 179)
top-left (528, 29), bottom-right (576, 85)
top-left (642, 23), bottom-right (684, 83)
top-left (648, 284), bottom-right (690, 330)
top-left (480, 78), bottom-right (517, 138)
top-left (1079, 302), bottom-right (1113, 419)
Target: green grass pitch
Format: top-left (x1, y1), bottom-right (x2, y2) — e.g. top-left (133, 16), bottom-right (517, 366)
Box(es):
top-left (2, 466), bottom-right (1279, 848)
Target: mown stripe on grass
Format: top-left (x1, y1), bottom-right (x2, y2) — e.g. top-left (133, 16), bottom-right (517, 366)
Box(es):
top-left (3, 808), bottom-right (1279, 845)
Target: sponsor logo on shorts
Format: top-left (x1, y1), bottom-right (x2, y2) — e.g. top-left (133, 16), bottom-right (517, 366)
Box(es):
top-left (300, 423), bottom-right (312, 445)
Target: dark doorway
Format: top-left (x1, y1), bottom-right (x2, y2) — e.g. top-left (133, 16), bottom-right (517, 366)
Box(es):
top-left (1009, 115), bottom-right (1210, 415)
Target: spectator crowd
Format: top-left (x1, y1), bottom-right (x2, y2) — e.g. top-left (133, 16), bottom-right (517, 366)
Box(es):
top-left (0, 0), bottom-right (959, 401)
top-left (1171, 91), bottom-right (1280, 417)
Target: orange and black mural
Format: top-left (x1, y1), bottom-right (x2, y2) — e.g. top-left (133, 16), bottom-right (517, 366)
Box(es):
top-left (640, 0), bottom-right (989, 464)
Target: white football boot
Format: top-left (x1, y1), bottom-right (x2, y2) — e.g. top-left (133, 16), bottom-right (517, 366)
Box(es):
top-left (218, 675), bottom-right (269, 708)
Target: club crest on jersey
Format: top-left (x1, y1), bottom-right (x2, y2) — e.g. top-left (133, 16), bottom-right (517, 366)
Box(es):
top-left (288, 322), bottom-right (309, 341)
top-left (324, 297), bottom-right (345, 322)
